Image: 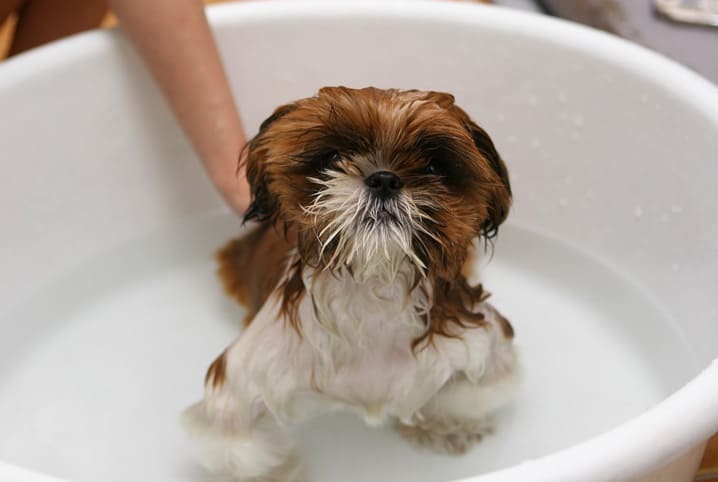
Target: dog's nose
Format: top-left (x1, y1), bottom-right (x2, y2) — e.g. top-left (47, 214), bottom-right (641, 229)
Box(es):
top-left (364, 171), bottom-right (403, 198)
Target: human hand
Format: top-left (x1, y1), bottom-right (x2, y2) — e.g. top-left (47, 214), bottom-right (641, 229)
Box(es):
top-left (209, 155), bottom-right (251, 216)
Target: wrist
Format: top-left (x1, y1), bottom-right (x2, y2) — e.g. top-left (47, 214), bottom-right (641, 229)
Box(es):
top-left (206, 156), bottom-right (250, 215)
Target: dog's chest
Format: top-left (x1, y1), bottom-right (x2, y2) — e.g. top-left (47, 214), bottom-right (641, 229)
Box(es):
top-left (296, 269), bottom-right (450, 421)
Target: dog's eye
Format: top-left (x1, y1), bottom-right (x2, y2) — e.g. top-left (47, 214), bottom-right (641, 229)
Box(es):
top-left (424, 159), bottom-right (443, 177)
top-left (315, 150), bottom-right (341, 171)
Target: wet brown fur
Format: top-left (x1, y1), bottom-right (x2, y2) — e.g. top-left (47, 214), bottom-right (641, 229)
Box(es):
top-left (205, 350), bottom-right (228, 390)
top-left (217, 223), bottom-right (295, 325)
top-left (218, 86), bottom-right (512, 358)
top-left (496, 311), bottom-right (515, 339)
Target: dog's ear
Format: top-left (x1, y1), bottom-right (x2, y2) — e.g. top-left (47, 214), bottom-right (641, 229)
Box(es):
top-left (243, 103), bottom-right (297, 224)
top-left (424, 91), bottom-right (512, 238)
top-left (464, 118), bottom-right (512, 239)
top-left (434, 94), bottom-right (512, 239)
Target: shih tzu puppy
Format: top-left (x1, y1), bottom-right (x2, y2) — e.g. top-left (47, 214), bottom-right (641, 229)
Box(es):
top-left (183, 87), bottom-right (518, 481)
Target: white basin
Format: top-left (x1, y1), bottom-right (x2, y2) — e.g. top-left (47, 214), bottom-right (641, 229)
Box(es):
top-left (1, 2), bottom-right (717, 482)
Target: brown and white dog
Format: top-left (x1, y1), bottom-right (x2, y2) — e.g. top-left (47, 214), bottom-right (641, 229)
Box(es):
top-left (183, 87), bottom-right (518, 481)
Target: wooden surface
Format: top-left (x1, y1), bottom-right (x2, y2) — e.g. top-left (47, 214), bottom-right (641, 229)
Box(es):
top-left (0, 0), bottom-right (716, 479)
top-left (699, 436), bottom-right (718, 480)
top-left (0, 12), bottom-right (15, 57)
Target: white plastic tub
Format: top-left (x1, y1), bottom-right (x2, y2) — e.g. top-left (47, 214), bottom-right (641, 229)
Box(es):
top-left (1, 2), bottom-right (717, 482)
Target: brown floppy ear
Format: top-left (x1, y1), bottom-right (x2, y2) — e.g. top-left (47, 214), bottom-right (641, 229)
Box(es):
top-left (464, 118), bottom-right (512, 239)
top-left (426, 91), bottom-right (512, 238)
top-left (242, 103), bottom-right (297, 224)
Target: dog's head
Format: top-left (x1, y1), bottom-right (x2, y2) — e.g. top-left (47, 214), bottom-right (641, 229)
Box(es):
top-left (243, 87), bottom-right (511, 282)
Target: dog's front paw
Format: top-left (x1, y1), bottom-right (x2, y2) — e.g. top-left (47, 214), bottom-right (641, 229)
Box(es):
top-left (395, 418), bottom-right (494, 455)
top-left (204, 454), bottom-right (307, 482)
top-left (183, 401), bottom-right (307, 482)
top-left (245, 454), bottom-right (307, 482)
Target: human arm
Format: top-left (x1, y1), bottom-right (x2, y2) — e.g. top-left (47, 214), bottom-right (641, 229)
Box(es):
top-left (107, 0), bottom-right (250, 214)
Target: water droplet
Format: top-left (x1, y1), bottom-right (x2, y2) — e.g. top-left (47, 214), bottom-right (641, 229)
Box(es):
top-left (528, 95), bottom-right (539, 106)
top-left (640, 93), bottom-right (649, 104)
top-left (585, 189), bottom-right (594, 199)
top-left (558, 92), bottom-right (568, 104)
top-left (573, 115), bottom-right (585, 127)
top-left (564, 175), bottom-right (574, 185)
top-left (530, 139), bottom-right (541, 149)
top-left (671, 204), bottom-right (683, 214)
top-left (671, 262), bottom-right (680, 272)
top-left (633, 206), bottom-right (643, 218)
top-left (711, 309), bottom-right (718, 319)
top-left (570, 132), bottom-right (581, 141)
top-left (559, 197), bottom-right (568, 207)
top-left (660, 214), bottom-right (669, 223)
top-left (507, 135), bottom-right (518, 144)
top-left (496, 113), bottom-right (506, 123)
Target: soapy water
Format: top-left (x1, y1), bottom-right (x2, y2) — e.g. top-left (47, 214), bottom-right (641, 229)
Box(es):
top-left (0, 213), bottom-right (697, 482)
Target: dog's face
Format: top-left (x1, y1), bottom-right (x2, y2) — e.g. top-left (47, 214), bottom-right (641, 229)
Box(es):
top-left (244, 87), bottom-right (511, 281)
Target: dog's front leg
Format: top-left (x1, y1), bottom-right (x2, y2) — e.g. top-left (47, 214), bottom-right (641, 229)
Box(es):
top-left (397, 304), bottom-right (519, 455)
top-left (395, 368), bottom-right (517, 454)
top-left (183, 352), bottom-right (305, 482)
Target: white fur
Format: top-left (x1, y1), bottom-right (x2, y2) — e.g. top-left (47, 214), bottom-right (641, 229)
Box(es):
top-left (183, 257), bottom-right (517, 481)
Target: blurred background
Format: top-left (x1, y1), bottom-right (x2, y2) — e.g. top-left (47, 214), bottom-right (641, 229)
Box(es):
top-left (1, 0), bottom-right (717, 85)
top-left (0, 0), bottom-right (715, 479)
